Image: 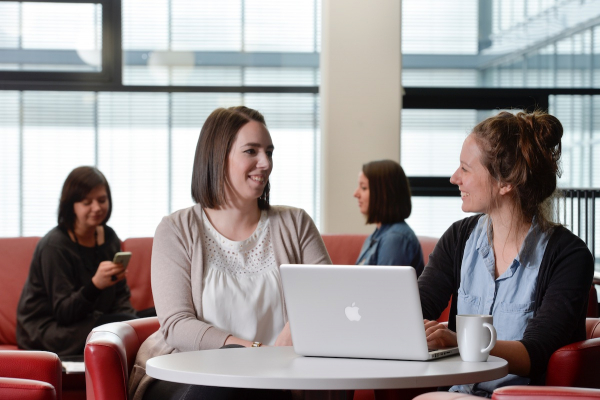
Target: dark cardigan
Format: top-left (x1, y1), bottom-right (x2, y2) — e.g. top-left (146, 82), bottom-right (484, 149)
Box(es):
top-left (418, 215), bottom-right (594, 385)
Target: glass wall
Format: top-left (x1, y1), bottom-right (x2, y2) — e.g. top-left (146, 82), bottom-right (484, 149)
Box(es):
top-left (402, 0), bottom-right (600, 261)
top-left (122, 0), bottom-right (320, 87)
top-left (0, 0), bottom-right (321, 238)
top-left (0, 2), bottom-right (102, 72)
top-left (402, 0), bottom-right (600, 89)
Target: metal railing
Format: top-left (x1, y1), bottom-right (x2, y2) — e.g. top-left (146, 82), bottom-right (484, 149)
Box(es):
top-left (555, 189), bottom-right (600, 262)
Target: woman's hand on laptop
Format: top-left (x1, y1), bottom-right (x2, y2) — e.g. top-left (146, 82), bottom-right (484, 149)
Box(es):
top-left (424, 319), bottom-right (457, 350)
top-left (274, 322), bottom-right (293, 347)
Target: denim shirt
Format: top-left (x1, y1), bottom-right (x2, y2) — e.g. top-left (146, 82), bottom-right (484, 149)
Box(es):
top-left (450, 216), bottom-right (550, 397)
top-left (355, 221), bottom-right (424, 276)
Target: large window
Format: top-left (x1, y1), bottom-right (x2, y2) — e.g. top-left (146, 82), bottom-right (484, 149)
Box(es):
top-left (0, 2), bottom-right (102, 73)
top-left (0, 0), bottom-right (321, 238)
top-left (402, 0), bottom-right (600, 266)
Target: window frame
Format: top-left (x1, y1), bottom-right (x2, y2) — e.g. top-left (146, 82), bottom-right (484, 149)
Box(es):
top-left (0, 0), bottom-right (122, 85)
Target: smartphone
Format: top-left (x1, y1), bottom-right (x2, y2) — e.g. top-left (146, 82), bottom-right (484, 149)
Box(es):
top-left (113, 251), bottom-right (132, 269)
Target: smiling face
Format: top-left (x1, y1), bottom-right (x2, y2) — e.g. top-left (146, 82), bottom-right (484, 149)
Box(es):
top-left (353, 171), bottom-right (370, 216)
top-left (73, 184), bottom-right (109, 231)
top-left (450, 134), bottom-right (498, 214)
top-left (226, 120), bottom-right (274, 205)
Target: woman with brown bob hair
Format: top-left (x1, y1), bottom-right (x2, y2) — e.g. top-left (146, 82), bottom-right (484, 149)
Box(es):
top-left (129, 106), bottom-right (331, 400)
top-left (419, 111), bottom-right (594, 397)
top-left (354, 160), bottom-right (424, 276)
top-left (17, 166), bottom-right (138, 356)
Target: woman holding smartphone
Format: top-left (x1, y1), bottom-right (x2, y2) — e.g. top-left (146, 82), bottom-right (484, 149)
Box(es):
top-left (128, 106), bottom-right (331, 400)
top-left (17, 166), bottom-right (139, 356)
top-left (419, 111), bottom-right (594, 397)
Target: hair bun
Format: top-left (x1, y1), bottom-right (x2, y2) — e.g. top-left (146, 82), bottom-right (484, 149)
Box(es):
top-left (526, 112), bottom-right (563, 149)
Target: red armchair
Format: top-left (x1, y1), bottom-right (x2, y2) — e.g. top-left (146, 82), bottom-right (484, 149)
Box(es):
top-left (492, 386), bottom-right (600, 399)
top-left (414, 386), bottom-right (600, 399)
top-left (84, 317), bottom-right (160, 400)
top-left (545, 318), bottom-right (600, 387)
top-left (0, 350), bottom-right (62, 400)
top-left (374, 318), bottom-right (600, 400)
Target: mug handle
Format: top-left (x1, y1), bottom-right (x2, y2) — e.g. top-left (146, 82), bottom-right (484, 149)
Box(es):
top-left (481, 322), bottom-right (497, 354)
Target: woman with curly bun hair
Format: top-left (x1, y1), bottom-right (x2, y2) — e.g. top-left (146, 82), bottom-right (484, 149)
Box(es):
top-left (419, 111), bottom-right (594, 397)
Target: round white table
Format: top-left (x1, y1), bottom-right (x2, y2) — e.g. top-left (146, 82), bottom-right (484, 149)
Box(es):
top-left (146, 346), bottom-right (508, 391)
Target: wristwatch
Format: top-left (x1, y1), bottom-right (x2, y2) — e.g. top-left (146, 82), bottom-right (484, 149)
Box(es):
top-left (251, 341), bottom-right (262, 347)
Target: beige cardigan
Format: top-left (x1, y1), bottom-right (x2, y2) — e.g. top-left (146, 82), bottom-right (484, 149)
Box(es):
top-left (128, 205), bottom-right (332, 399)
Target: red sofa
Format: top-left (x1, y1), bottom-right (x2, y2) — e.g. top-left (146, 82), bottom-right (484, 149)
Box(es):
top-left (0, 237), bottom-right (157, 400)
top-left (0, 233), bottom-right (436, 352)
top-left (0, 237), bottom-right (156, 353)
top-left (2, 233), bottom-right (597, 400)
top-left (0, 233), bottom-right (436, 400)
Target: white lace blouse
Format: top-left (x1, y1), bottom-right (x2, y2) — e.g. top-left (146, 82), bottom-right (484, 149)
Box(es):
top-left (200, 209), bottom-right (285, 345)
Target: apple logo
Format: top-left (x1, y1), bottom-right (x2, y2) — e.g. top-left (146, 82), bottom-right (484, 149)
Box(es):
top-left (345, 302), bottom-right (361, 321)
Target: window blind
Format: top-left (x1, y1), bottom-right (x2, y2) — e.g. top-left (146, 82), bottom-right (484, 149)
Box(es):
top-left (21, 91), bottom-right (96, 236)
top-left (402, 0), bottom-right (478, 55)
top-left (0, 91), bottom-right (20, 236)
top-left (0, 0), bottom-right (321, 238)
top-left (122, 0), bottom-right (320, 87)
top-left (0, 2), bottom-right (102, 72)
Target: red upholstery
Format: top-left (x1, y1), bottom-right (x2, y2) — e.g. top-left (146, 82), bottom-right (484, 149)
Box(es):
top-left (321, 234), bottom-right (438, 266)
top-left (0, 237), bottom-right (41, 348)
top-left (414, 387), bottom-right (600, 400)
top-left (493, 386), bottom-right (600, 399)
top-left (418, 236), bottom-right (438, 265)
top-left (0, 350), bottom-right (62, 400)
top-left (121, 238), bottom-right (155, 311)
top-left (545, 318), bottom-right (600, 388)
top-left (0, 236), bottom-right (155, 400)
top-left (321, 234), bottom-right (368, 265)
top-left (0, 378), bottom-right (57, 400)
top-left (85, 317), bottom-right (160, 400)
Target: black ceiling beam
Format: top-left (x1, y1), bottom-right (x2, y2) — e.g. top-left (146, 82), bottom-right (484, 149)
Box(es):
top-left (403, 87), bottom-right (552, 111)
top-left (408, 177), bottom-right (459, 197)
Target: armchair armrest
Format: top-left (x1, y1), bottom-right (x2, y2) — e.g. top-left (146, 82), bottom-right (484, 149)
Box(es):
top-left (0, 351), bottom-right (62, 399)
top-left (545, 337), bottom-right (600, 388)
top-left (0, 377), bottom-right (57, 400)
top-left (493, 386), bottom-right (600, 399)
top-left (85, 317), bottom-right (160, 400)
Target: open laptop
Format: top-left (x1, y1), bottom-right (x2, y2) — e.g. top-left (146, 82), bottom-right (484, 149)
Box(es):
top-left (280, 264), bottom-right (459, 361)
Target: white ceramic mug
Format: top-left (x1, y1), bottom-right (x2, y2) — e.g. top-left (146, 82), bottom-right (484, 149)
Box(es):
top-left (456, 314), bottom-right (497, 362)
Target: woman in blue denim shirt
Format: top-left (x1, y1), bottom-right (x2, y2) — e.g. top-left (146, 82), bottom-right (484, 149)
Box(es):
top-left (420, 111), bottom-right (594, 397)
top-left (354, 160), bottom-right (424, 276)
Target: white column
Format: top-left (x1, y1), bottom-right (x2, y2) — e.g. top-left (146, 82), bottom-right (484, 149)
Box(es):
top-left (320, 0), bottom-right (402, 234)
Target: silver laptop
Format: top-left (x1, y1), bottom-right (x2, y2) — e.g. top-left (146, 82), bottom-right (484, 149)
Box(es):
top-left (280, 264), bottom-right (459, 361)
